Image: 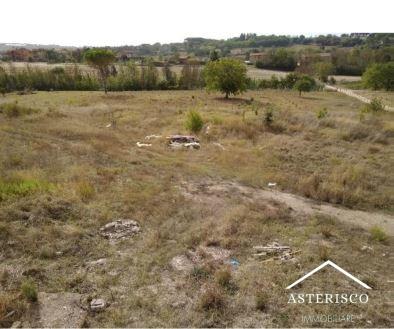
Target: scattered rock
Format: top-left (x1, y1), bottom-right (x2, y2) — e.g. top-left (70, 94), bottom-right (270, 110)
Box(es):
top-left (36, 292), bottom-right (86, 328)
top-left (170, 255), bottom-right (194, 272)
top-left (171, 246), bottom-right (232, 273)
top-left (90, 298), bottom-right (106, 312)
top-left (253, 241), bottom-right (299, 263)
top-left (136, 142), bottom-right (152, 148)
top-left (86, 258), bottom-right (107, 267)
top-left (361, 245), bottom-right (373, 252)
top-left (100, 219), bottom-right (140, 241)
top-left (167, 135), bottom-right (200, 150)
top-left (267, 182), bottom-right (277, 187)
top-left (145, 134), bottom-right (162, 140)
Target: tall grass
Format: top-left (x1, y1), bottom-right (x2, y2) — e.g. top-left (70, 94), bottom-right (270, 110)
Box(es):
top-left (0, 63), bottom-right (204, 92)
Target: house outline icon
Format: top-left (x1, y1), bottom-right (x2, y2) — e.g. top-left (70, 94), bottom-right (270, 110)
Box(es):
top-left (286, 260), bottom-right (372, 290)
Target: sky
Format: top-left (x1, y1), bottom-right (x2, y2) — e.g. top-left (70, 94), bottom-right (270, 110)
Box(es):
top-left (1, 0), bottom-right (393, 47)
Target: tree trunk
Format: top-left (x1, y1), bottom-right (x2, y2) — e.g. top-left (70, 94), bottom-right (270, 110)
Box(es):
top-left (225, 92), bottom-right (229, 99)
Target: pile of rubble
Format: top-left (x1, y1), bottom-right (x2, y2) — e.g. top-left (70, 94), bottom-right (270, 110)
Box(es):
top-left (170, 246), bottom-right (232, 273)
top-left (100, 219), bottom-right (140, 242)
top-left (252, 241), bottom-right (299, 263)
top-left (167, 135), bottom-right (200, 150)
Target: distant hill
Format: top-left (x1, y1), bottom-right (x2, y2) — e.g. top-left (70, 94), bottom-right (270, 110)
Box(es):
top-left (0, 43), bottom-right (76, 52)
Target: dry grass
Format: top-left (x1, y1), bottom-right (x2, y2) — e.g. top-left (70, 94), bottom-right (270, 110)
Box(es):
top-left (0, 89), bottom-right (393, 327)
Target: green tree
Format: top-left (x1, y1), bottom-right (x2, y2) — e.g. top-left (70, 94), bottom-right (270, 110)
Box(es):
top-left (209, 50), bottom-right (220, 61)
top-left (362, 62), bottom-right (394, 91)
top-left (203, 58), bottom-right (247, 98)
top-left (294, 76), bottom-right (315, 96)
top-left (84, 49), bottom-right (116, 93)
top-left (314, 62), bottom-right (334, 82)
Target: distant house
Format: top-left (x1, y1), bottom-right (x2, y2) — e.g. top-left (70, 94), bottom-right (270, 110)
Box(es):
top-left (249, 52), bottom-right (270, 63)
top-left (350, 33), bottom-right (370, 39)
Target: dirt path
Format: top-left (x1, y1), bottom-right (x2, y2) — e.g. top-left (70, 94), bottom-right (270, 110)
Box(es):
top-left (325, 85), bottom-right (394, 112)
top-left (181, 180), bottom-right (394, 235)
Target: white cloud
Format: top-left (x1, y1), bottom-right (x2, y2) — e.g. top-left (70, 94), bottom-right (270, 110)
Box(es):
top-left (1, 0), bottom-right (393, 46)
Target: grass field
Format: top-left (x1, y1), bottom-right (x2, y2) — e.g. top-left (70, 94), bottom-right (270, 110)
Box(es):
top-left (0, 89), bottom-right (393, 327)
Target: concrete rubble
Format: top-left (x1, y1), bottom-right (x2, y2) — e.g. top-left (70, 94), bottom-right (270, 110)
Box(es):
top-left (100, 219), bottom-right (140, 241)
top-left (171, 246), bottom-right (232, 273)
top-left (253, 241), bottom-right (299, 262)
top-left (167, 135), bottom-right (200, 150)
top-left (90, 298), bottom-right (106, 312)
top-left (136, 142), bottom-right (152, 148)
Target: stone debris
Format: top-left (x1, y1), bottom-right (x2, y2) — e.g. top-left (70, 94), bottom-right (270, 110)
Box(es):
top-left (167, 135), bottom-right (200, 150)
top-left (36, 292), bottom-right (86, 328)
top-left (100, 219), bottom-right (140, 241)
top-left (267, 182), bottom-right (277, 187)
top-left (171, 246), bottom-right (232, 273)
top-left (170, 255), bottom-right (194, 272)
top-left (361, 245), bottom-right (373, 252)
top-left (136, 142), bottom-right (152, 148)
top-left (145, 134), bottom-right (162, 140)
top-left (253, 242), bottom-right (299, 262)
top-left (86, 258), bottom-right (107, 267)
top-left (90, 298), bottom-right (106, 312)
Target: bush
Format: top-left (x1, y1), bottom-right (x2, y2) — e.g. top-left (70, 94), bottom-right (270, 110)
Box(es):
top-left (364, 97), bottom-right (385, 113)
top-left (255, 291), bottom-right (269, 311)
top-left (191, 266), bottom-right (211, 281)
top-left (370, 226), bottom-right (387, 242)
top-left (264, 107), bottom-right (274, 125)
top-left (362, 62), bottom-right (394, 91)
top-left (185, 109), bottom-right (204, 133)
top-left (317, 108), bottom-right (328, 119)
top-left (199, 285), bottom-right (225, 311)
top-left (21, 279), bottom-right (38, 302)
top-left (76, 181), bottom-right (95, 202)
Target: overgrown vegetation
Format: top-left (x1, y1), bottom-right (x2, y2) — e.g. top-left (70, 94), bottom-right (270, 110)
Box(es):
top-left (185, 109), bottom-right (204, 133)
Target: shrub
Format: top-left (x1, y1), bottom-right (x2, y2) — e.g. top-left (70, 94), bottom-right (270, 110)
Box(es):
top-left (215, 268), bottom-right (231, 288)
top-left (199, 285), bottom-right (225, 311)
top-left (255, 291), bottom-right (269, 311)
top-left (191, 266), bottom-right (211, 281)
top-left (364, 98), bottom-right (385, 113)
top-left (317, 108), bottom-right (328, 119)
top-left (362, 62), bottom-right (394, 91)
top-left (370, 226), bottom-right (387, 242)
top-left (185, 109), bottom-right (204, 133)
top-left (21, 279), bottom-right (38, 302)
top-left (76, 181), bottom-right (95, 201)
top-left (264, 107), bottom-right (274, 125)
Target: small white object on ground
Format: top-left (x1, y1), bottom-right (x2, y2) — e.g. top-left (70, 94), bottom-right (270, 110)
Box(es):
top-left (90, 298), bottom-right (106, 311)
top-left (136, 142), bottom-right (152, 148)
top-left (268, 182), bottom-right (277, 187)
top-left (145, 134), bottom-right (162, 140)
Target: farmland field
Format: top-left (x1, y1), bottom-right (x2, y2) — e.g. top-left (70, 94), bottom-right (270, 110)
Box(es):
top-left (0, 89), bottom-right (392, 327)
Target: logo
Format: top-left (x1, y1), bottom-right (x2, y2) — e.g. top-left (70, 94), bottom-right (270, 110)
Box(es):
top-left (287, 260), bottom-right (371, 305)
top-left (286, 260), bottom-right (372, 290)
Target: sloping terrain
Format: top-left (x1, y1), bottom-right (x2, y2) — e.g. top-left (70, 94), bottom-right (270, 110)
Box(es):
top-left (0, 90), bottom-right (393, 327)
